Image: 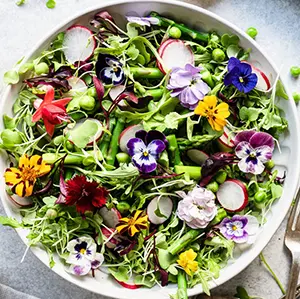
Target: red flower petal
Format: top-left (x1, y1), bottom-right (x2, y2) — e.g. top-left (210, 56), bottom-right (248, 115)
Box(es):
top-left (44, 87), bottom-right (55, 104)
top-left (53, 97), bottom-right (72, 108)
top-left (92, 188), bottom-right (108, 208)
top-left (43, 117), bottom-right (56, 137)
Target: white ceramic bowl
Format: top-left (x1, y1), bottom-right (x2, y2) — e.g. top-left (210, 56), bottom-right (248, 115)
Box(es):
top-left (1, 1), bottom-right (300, 298)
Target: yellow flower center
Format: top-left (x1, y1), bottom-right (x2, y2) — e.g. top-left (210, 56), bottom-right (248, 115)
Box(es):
top-left (80, 248), bottom-right (86, 254)
top-left (21, 167), bottom-right (38, 182)
top-left (239, 77), bottom-right (244, 83)
top-left (232, 225), bottom-right (237, 231)
top-left (143, 151), bottom-right (149, 157)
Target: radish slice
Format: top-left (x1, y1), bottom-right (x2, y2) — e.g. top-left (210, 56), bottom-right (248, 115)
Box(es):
top-left (147, 196), bottom-right (173, 225)
top-left (186, 149), bottom-right (209, 166)
top-left (157, 39), bottom-right (194, 74)
top-left (217, 179), bottom-right (248, 212)
top-left (63, 25), bottom-right (96, 64)
top-left (217, 127), bottom-right (235, 152)
top-left (115, 279), bottom-right (141, 290)
top-left (242, 61), bottom-right (271, 92)
top-left (99, 207), bottom-right (121, 228)
top-left (109, 85), bottom-right (126, 100)
top-left (118, 124), bottom-right (144, 152)
top-left (67, 118), bottom-right (103, 146)
top-left (8, 194), bottom-right (33, 207)
top-left (66, 76), bottom-right (87, 95)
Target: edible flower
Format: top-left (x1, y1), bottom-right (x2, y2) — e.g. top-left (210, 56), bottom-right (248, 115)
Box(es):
top-left (167, 64), bottom-right (210, 110)
top-left (224, 57), bottom-right (258, 93)
top-left (31, 86), bottom-right (71, 137)
top-left (96, 54), bottom-right (125, 86)
top-left (59, 175), bottom-right (108, 214)
top-left (4, 154), bottom-right (51, 197)
top-left (116, 210), bottom-right (149, 237)
top-left (218, 215), bottom-right (259, 244)
top-left (176, 186), bottom-right (217, 229)
top-left (66, 236), bottom-right (104, 276)
top-left (177, 249), bottom-right (198, 276)
top-left (126, 16), bottom-right (159, 27)
top-left (234, 130), bottom-right (274, 175)
top-left (127, 130), bottom-right (167, 173)
top-left (194, 95), bottom-right (230, 131)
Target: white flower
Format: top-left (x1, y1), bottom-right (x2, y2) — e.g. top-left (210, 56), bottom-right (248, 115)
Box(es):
top-left (176, 186), bottom-right (217, 229)
top-left (65, 236), bottom-right (104, 276)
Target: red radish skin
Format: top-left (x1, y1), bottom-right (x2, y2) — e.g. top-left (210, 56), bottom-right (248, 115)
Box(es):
top-left (101, 227), bottom-right (118, 248)
top-left (186, 149), bottom-right (209, 166)
top-left (157, 39), bottom-right (194, 74)
top-left (66, 76), bottom-right (87, 95)
top-left (67, 118), bottom-right (103, 146)
top-left (118, 124), bottom-right (144, 152)
top-left (147, 196), bottom-right (173, 225)
top-left (115, 279), bottom-right (141, 290)
top-left (217, 127), bottom-right (235, 152)
top-left (63, 25), bottom-right (96, 65)
top-left (217, 179), bottom-right (248, 212)
top-left (99, 207), bottom-right (121, 228)
top-left (8, 194), bottom-right (33, 207)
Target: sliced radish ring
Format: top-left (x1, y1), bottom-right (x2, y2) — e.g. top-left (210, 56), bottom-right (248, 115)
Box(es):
top-left (217, 179), bottom-right (248, 212)
top-left (67, 118), bottom-right (103, 146)
top-left (157, 39), bottom-right (194, 74)
top-left (147, 196), bottom-right (173, 225)
top-left (66, 76), bottom-right (87, 96)
top-left (99, 207), bottom-right (121, 228)
top-left (8, 194), bottom-right (33, 207)
top-left (186, 149), bottom-right (209, 166)
top-left (62, 25), bottom-right (96, 65)
top-left (118, 124), bottom-right (144, 152)
top-left (217, 127), bottom-right (235, 152)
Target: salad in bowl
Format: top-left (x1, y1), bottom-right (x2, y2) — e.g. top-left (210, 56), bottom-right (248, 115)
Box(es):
top-left (0, 7), bottom-right (292, 298)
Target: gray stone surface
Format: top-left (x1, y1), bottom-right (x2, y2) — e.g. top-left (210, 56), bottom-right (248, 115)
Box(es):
top-left (0, 0), bottom-right (300, 298)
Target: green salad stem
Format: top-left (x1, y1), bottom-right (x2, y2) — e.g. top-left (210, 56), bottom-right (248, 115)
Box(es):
top-left (167, 134), bottom-right (183, 166)
top-left (106, 119), bottom-right (124, 165)
top-left (177, 270), bottom-right (188, 299)
top-left (130, 67), bottom-right (164, 79)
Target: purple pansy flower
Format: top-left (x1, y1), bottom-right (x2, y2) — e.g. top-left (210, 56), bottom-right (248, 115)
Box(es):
top-left (126, 16), bottom-right (159, 27)
top-left (127, 130), bottom-right (167, 173)
top-left (65, 236), bottom-right (104, 276)
top-left (96, 54), bottom-right (125, 86)
top-left (167, 64), bottom-right (210, 110)
top-left (224, 57), bottom-right (258, 93)
top-left (218, 215), bottom-right (259, 244)
top-left (234, 130), bottom-right (274, 175)
top-left (176, 186), bottom-right (217, 229)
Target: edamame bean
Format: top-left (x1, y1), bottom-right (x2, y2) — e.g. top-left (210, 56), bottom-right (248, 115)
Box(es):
top-left (34, 62), bottom-right (49, 75)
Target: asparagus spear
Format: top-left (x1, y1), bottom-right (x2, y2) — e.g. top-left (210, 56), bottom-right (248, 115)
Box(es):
top-left (106, 119), bottom-right (124, 165)
top-left (130, 67), bottom-right (164, 79)
top-left (167, 134), bottom-right (183, 166)
top-left (150, 11), bottom-right (209, 42)
top-left (177, 270), bottom-right (188, 299)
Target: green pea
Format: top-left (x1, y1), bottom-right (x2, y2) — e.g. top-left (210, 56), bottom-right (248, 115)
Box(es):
top-left (65, 140), bottom-right (74, 151)
top-left (87, 87), bottom-right (97, 98)
top-left (200, 69), bottom-right (214, 88)
top-left (210, 208), bottom-right (227, 225)
top-left (1, 129), bottom-right (22, 145)
top-left (212, 48), bottom-right (226, 62)
top-left (45, 209), bottom-right (57, 219)
top-left (246, 27), bottom-right (258, 39)
top-left (79, 95), bottom-right (96, 111)
top-left (215, 171), bottom-right (227, 184)
top-left (290, 66), bottom-right (300, 77)
top-left (116, 152), bottom-right (130, 164)
top-left (265, 159), bottom-right (275, 169)
top-left (293, 92), bottom-right (300, 104)
top-left (19, 63), bottom-right (34, 75)
top-left (117, 201), bottom-right (130, 214)
top-left (169, 27), bottom-right (182, 39)
top-left (206, 181), bottom-right (219, 193)
top-left (254, 190), bottom-right (267, 203)
top-left (34, 62), bottom-right (49, 75)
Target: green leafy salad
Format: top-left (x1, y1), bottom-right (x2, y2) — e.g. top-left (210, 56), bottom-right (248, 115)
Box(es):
top-left (0, 10), bottom-right (289, 297)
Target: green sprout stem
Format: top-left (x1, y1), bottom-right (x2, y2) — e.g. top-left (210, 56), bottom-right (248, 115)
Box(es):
top-left (146, 88), bottom-right (164, 100)
top-left (130, 67), bottom-right (164, 79)
top-left (99, 121), bottom-right (115, 156)
top-left (177, 270), bottom-right (188, 299)
top-left (106, 119), bottom-right (124, 166)
top-left (259, 252), bottom-right (285, 295)
top-left (168, 229), bottom-right (202, 255)
top-left (167, 134), bottom-right (183, 166)
top-left (174, 165), bottom-right (202, 180)
top-left (150, 11), bottom-right (209, 42)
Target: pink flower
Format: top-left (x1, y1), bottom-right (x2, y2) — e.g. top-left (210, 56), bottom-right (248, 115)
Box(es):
top-left (176, 186), bottom-right (217, 229)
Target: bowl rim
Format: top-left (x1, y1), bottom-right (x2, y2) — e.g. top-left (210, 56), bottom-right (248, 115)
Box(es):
top-left (1, 0), bottom-right (299, 297)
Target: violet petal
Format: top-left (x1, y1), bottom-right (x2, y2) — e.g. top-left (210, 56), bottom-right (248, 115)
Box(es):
top-left (249, 132), bottom-right (274, 150)
top-left (132, 152), bottom-right (157, 173)
top-left (234, 130), bottom-right (256, 145)
top-left (146, 130), bottom-right (168, 146)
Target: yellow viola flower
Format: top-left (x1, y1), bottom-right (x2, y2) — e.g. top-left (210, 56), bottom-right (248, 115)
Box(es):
top-left (177, 249), bottom-right (198, 276)
top-left (4, 154), bottom-right (51, 197)
top-left (194, 95), bottom-right (230, 131)
top-left (116, 210), bottom-right (149, 237)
